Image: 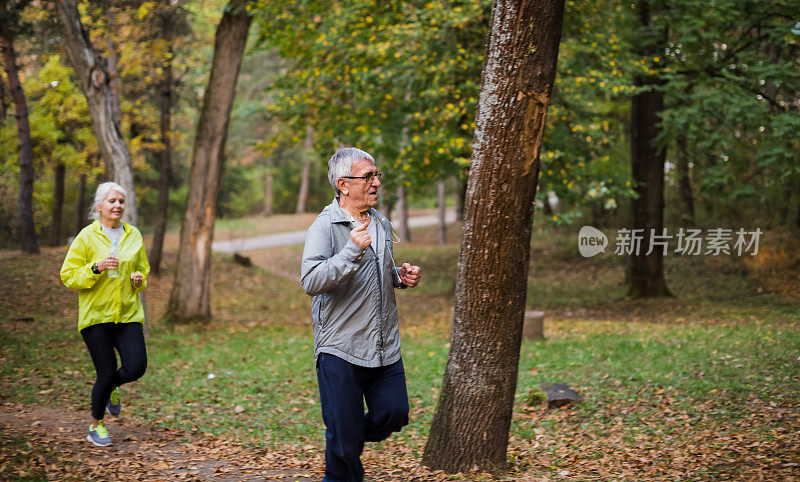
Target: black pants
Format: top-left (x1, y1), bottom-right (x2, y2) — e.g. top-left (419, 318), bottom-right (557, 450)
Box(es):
top-left (81, 322), bottom-right (147, 420)
top-left (316, 354), bottom-right (409, 482)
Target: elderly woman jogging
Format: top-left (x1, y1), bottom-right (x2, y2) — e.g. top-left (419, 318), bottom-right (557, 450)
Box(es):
top-left (60, 182), bottom-right (149, 447)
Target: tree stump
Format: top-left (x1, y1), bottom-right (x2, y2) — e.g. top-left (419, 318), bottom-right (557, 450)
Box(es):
top-left (540, 382), bottom-right (582, 409)
top-left (523, 310), bottom-right (545, 340)
top-left (232, 253), bottom-right (252, 267)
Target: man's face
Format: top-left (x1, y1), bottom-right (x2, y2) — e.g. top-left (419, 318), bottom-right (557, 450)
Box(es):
top-left (341, 158), bottom-right (381, 211)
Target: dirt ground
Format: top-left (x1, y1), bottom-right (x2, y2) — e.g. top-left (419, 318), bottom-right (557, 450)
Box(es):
top-left (0, 401), bottom-right (321, 481)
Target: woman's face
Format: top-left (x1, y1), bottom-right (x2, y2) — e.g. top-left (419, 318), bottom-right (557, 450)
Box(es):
top-left (98, 190), bottom-right (125, 224)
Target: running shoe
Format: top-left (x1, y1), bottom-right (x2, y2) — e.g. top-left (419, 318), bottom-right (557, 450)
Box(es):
top-left (87, 423), bottom-right (113, 447)
top-left (107, 388), bottom-right (121, 416)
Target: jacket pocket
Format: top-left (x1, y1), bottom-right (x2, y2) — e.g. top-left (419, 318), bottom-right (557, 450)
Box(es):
top-left (318, 294), bottom-right (327, 330)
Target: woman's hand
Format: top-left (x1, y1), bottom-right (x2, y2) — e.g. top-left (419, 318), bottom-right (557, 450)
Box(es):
top-left (97, 256), bottom-right (119, 272)
top-left (130, 272), bottom-right (144, 287)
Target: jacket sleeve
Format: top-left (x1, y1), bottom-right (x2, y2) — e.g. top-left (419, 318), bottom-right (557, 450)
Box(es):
top-left (131, 232), bottom-right (150, 294)
top-left (300, 219), bottom-right (366, 296)
top-left (60, 236), bottom-right (101, 290)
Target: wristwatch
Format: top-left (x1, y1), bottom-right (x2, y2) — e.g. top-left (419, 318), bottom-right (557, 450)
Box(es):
top-left (91, 263), bottom-right (101, 274)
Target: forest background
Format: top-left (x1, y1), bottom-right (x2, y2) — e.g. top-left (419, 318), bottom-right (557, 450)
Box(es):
top-left (2, 0), bottom-right (799, 246)
top-left (1, 0), bottom-right (800, 479)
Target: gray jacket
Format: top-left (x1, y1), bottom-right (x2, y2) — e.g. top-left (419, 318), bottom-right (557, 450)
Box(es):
top-left (300, 198), bottom-right (405, 367)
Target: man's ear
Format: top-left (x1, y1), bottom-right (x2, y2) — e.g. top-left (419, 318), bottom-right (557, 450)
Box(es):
top-left (337, 178), bottom-right (348, 195)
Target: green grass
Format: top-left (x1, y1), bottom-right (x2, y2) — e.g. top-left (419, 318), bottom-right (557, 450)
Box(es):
top-left (1, 221), bottom-right (798, 478)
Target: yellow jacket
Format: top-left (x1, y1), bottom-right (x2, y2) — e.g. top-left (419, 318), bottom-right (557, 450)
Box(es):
top-left (60, 221), bottom-right (150, 332)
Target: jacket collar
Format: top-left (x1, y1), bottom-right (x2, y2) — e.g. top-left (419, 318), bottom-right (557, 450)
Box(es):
top-left (328, 197), bottom-right (388, 228)
top-left (90, 219), bottom-right (129, 239)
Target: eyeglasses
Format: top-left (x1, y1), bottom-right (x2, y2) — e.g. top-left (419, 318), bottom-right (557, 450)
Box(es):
top-left (342, 172), bottom-right (383, 183)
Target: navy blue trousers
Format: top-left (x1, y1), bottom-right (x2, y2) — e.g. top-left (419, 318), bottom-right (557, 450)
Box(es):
top-left (316, 353), bottom-right (409, 482)
top-left (81, 322), bottom-right (147, 420)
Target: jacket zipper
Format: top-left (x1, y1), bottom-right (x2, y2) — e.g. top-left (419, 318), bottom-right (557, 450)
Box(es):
top-left (372, 248), bottom-right (384, 366)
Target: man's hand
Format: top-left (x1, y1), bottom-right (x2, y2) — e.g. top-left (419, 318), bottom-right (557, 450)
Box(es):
top-left (350, 216), bottom-right (372, 249)
top-left (398, 262), bottom-right (421, 288)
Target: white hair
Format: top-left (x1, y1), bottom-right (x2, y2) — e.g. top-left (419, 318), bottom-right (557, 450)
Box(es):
top-left (90, 182), bottom-right (127, 221)
top-left (327, 147), bottom-right (375, 195)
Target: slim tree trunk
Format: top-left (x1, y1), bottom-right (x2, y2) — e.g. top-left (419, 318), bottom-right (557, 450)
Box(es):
top-left (0, 70), bottom-right (6, 122)
top-left (675, 133), bottom-right (695, 227)
top-left (49, 163), bottom-right (65, 246)
top-left (296, 124), bottom-right (312, 214)
top-left (0, 9), bottom-right (40, 254)
top-left (76, 172), bottom-right (87, 233)
top-left (395, 185), bottom-right (410, 243)
top-left (628, 0), bottom-right (670, 297)
top-left (422, 0), bottom-right (565, 473)
top-left (384, 197), bottom-right (394, 225)
top-left (263, 159), bottom-right (274, 216)
top-left (148, 53), bottom-right (173, 275)
top-left (454, 175), bottom-right (467, 221)
top-left (437, 180), bottom-right (447, 245)
top-left (55, 0), bottom-right (137, 225)
top-left (167, 0), bottom-right (251, 323)
top-left (543, 197), bottom-right (554, 216)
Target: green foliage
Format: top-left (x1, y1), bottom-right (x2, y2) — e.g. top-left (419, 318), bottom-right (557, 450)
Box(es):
top-left (4, 0), bottom-right (799, 245)
top-left (0, 54), bottom-right (100, 245)
top-left (655, 0), bottom-right (800, 227)
top-left (253, 0), bottom-right (490, 194)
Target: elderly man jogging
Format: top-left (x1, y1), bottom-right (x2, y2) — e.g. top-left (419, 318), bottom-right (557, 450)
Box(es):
top-left (301, 147), bottom-right (421, 481)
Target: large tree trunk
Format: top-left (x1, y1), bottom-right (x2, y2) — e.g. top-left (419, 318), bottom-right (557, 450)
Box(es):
top-left (0, 10), bottom-right (40, 254)
top-left (55, 0), bottom-right (137, 225)
top-left (148, 52), bottom-right (173, 275)
top-left (167, 0), bottom-right (251, 323)
top-left (49, 163), bottom-right (65, 246)
top-left (395, 185), bottom-right (410, 243)
top-left (422, 0), bottom-right (565, 473)
top-left (675, 133), bottom-right (695, 227)
top-left (628, 0), bottom-right (670, 297)
top-left (437, 180), bottom-right (447, 245)
top-left (296, 124), bottom-right (312, 214)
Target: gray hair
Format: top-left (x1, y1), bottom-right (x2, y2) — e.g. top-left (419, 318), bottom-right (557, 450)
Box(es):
top-left (328, 147), bottom-right (375, 195)
top-left (90, 181), bottom-right (127, 221)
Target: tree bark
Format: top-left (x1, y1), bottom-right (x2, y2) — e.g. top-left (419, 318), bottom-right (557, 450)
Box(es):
top-left (296, 124), bottom-right (312, 214)
top-left (148, 49), bottom-right (174, 275)
top-left (395, 185), bottom-right (410, 243)
top-left (675, 133), bottom-right (695, 227)
top-left (422, 0), bottom-right (565, 473)
top-left (167, 0), bottom-right (252, 323)
top-left (0, 9), bottom-right (40, 254)
top-left (437, 180), bottom-right (447, 245)
top-left (49, 163), bottom-right (65, 246)
top-left (627, 0), bottom-right (670, 297)
top-left (55, 0), bottom-right (138, 225)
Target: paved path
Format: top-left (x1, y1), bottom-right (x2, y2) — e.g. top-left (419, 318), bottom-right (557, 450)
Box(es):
top-left (212, 209), bottom-right (457, 253)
